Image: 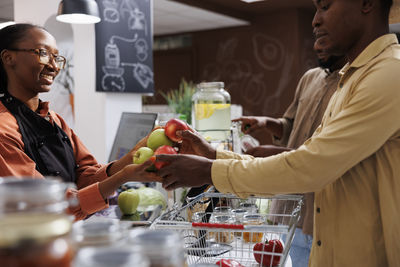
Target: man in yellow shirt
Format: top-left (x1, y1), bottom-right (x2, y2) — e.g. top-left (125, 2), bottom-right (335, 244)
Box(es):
top-left (155, 0), bottom-right (400, 266)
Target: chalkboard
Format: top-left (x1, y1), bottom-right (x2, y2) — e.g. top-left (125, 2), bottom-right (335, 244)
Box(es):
top-left (95, 0), bottom-right (154, 93)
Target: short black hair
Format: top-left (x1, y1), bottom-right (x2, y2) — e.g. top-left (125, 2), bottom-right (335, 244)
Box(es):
top-left (0, 23), bottom-right (45, 93)
top-left (381, 0), bottom-right (393, 18)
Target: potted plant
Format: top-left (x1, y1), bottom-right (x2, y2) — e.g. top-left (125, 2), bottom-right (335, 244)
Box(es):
top-left (161, 79), bottom-right (196, 125)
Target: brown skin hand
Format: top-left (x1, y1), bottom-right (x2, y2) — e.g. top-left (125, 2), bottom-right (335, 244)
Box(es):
top-left (156, 154), bottom-right (213, 191)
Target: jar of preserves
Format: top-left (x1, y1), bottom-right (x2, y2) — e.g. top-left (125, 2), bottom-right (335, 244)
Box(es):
top-left (243, 214), bottom-right (265, 243)
top-left (191, 82), bottom-right (231, 143)
top-left (0, 178), bottom-right (75, 267)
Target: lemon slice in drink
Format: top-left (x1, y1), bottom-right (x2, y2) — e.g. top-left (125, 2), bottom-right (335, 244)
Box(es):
top-left (195, 104), bottom-right (230, 120)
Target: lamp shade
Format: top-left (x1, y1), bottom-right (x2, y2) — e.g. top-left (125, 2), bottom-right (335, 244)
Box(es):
top-left (57, 0), bottom-right (101, 24)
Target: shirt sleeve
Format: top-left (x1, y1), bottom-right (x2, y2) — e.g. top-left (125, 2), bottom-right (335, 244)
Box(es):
top-left (211, 59), bottom-right (400, 198)
top-left (272, 71), bottom-right (308, 146)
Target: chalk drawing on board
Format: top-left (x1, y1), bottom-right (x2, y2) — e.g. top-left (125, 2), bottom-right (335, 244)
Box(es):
top-left (121, 62), bottom-right (153, 88)
top-left (101, 34), bottom-right (154, 91)
top-left (135, 38), bottom-right (148, 61)
top-left (120, 0), bottom-right (148, 36)
top-left (103, 0), bottom-right (120, 23)
top-left (96, 0), bottom-right (153, 93)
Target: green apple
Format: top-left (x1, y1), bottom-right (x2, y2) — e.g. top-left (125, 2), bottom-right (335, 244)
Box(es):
top-left (133, 147), bottom-right (154, 164)
top-left (118, 190), bottom-right (140, 215)
top-left (146, 129), bottom-right (173, 151)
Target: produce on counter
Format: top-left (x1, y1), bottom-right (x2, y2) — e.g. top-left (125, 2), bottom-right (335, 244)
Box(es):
top-left (117, 189), bottom-right (140, 215)
top-left (253, 239), bottom-right (283, 266)
top-left (215, 259), bottom-right (245, 267)
top-left (164, 118), bottom-right (189, 142)
top-left (136, 187), bottom-right (167, 211)
top-left (118, 187), bottom-right (166, 215)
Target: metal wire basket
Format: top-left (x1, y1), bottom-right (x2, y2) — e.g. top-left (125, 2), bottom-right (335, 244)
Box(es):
top-left (151, 191), bottom-right (303, 267)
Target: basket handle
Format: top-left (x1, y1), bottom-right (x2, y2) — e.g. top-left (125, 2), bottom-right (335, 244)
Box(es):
top-left (192, 222), bottom-right (244, 229)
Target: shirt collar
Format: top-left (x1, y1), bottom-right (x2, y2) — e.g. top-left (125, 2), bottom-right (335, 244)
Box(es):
top-left (350, 34), bottom-right (398, 68)
top-left (37, 100), bottom-right (51, 116)
top-left (339, 34), bottom-right (398, 76)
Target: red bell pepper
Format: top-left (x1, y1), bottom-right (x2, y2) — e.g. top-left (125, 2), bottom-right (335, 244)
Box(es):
top-left (253, 239), bottom-right (284, 266)
top-left (215, 259), bottom-right (245, 267)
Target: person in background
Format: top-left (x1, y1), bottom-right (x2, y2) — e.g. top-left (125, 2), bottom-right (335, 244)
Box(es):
top-left (0, 23), bottom-right (158, 220)
top-left (154, 0), bottom-right (400, 266)
top-left (233, 48), bottom-right (346, 267)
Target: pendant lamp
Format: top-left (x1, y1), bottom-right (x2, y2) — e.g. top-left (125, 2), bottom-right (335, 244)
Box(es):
top-left (57, 0), bottom-right (101, 24)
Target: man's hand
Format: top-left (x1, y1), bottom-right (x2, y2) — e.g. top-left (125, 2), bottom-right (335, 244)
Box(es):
top-left (177, 130), bottom-right (216, 159)
top-left (155, 154), bottom-right (214, 190)
top-left (232, 116), bottom-right (268, 135)
top-left (246, 145), bottom-right (292, 157)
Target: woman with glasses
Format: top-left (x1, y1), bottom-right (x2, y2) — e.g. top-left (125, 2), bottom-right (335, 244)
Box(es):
top-left (0, 23), bottom-right (158, 220)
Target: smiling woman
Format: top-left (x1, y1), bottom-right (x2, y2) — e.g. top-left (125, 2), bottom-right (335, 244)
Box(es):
top-left (0, 23), bottom-right (161, 220)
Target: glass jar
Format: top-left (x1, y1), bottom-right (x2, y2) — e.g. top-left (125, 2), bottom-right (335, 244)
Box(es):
top-left (74, 246), bottom-right (150, 267)
top-left (0, 178), bottom-right (75, 267)
top-left (129, 229), bottom-right (186, 267)
top-left (243, 214), bottom-right (265, 243)
top-left (191, 82), bottom-right (231, 143)
top-left (72, 220), bottom-right (129, 248)
top-left (208, 214), bottom-right (235, 244)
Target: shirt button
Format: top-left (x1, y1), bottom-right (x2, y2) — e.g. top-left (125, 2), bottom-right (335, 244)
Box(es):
top-left (317, 240), bottom-right (322, 246)
top-left (316, 207), bottom-right (320, 213)
top-left (37, 141), bottom-right (44, 148)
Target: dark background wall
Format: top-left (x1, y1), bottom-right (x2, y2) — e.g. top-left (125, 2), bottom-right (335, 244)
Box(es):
top-left (148, 8), bottom-right (317, 142)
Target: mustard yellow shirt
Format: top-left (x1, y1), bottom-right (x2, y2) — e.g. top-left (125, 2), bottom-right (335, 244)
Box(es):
top-left (211, 34), bottom-right (400, 267)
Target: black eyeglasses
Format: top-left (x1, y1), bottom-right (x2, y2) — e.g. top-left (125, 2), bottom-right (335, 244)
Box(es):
top-left (8, 48), bottom-right (66, 69)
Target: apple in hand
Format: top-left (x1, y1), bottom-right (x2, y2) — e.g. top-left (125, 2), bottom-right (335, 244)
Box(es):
top-left (150, 145), bottom-right (177, 170)
top-left (146, 128), bottom-right (173, 151)
top-left (164, 118), bottom-right (189, 142)
top-left (133, 147), bottom-right (154, 164)
top-left (118, 189), bottom-right (140, 215)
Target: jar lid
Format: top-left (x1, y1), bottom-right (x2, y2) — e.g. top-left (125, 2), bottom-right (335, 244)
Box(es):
top-left (243, 214), bottom-right (265, 221)
top-left (213, 214), bottom-right (234, 223)
top-left (0, 178), bottom-right (69, 213)
top-left (75, 246), bottom-right (150, 267)
top-left (0, 213), bottom-right (72, 247)
top-left (72, 220), bottom-right (128, 247)
top-left (197, 82), bottom-right (224, 90)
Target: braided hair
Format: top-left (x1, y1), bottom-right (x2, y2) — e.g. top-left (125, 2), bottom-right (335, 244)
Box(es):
top-left (0, 23), bottom-right (45, 93)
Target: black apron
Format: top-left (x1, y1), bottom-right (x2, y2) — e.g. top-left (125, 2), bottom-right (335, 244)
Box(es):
top-left (0, 93), bottom-right (77, 183)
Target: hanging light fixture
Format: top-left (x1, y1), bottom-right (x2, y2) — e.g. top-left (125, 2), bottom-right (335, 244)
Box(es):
top-left (57, 0), bottom-right (101, 24)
